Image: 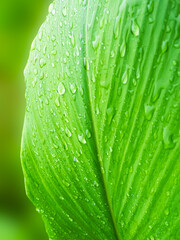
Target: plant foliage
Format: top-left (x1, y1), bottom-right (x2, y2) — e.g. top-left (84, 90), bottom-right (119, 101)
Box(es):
top-left (21, 0), bottom-right (180, 239)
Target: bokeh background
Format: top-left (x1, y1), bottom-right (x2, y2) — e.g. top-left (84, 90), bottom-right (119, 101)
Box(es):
top-left (0, 1), bottom-right (51, 239)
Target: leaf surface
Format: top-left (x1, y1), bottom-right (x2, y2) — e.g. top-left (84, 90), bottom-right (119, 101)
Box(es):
top-left (21, 0), bottom-right (180, 239)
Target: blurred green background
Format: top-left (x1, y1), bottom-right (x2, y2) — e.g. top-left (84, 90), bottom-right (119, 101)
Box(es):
top-left (0, 0), bottom-right (51, 239)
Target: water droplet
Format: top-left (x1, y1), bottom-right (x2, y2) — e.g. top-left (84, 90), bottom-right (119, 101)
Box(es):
top-left (51, 35), bottom-right (56, 42)
top-left (131, 20), bottom-right (139, 37)
top-left (152, 79), bottom-right (164, 102)
top-left (39, 72), bottom-right (44, 80)
top-left (147, 0), bottom-right (154, 13)
top-left (62, 7), bottom-right (67, 17)
top-left (39, 58), bottom-right (46, 68)
top-left (70, 32), bottom-right (75, 47)
top-left (65, 127), bottom-right (72, 137)
top-left (114, 10), bottom-right (121, 39)
top-left (163, 126), bottom-right (175, 149)
top-left (58, 82), bottom-right (65, 95)
top-left (70, 83), bottom-right (77, 94)
top-left (78, 134), bottom-right (86, 144)
top-left (49, 3), bottom-right (54, 14)
top-left (95, 105), bottom-right (100, 115)
top-left (73, 157), bottom-right (79, 163)
top-left (161, 40), bottom-right (168, 53)
top-left (122, 68), bottom-right (128, 84)
top-left (92, 35), bottom-right (99, 50)
top-left (174, 41), bottom-right (180, 48)
top-left (107, 107), bottom-right (115, 125)
top-left (120, 41), bottom-right (126, 57)
top-left (34, 68), bottom-right (38, 75)
top-left (31, 39), bottom-right (36, 51)
top-left (144, 104), bottom-right (154, 120)
top-left (51, 50), bottom-right (57, 55)
top-left (164, 208), bottom-right (169, 215)
top-left (86, 129), bottom-right (91, 138)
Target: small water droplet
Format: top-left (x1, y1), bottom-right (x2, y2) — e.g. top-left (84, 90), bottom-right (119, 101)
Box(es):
top-left (163, 126), bottom-right (175, 149)
top-left (161, 40), bottom-right (168, 53)
top-left (92, 35), bottom-right (99, 50)
top-left (62, 7), bottom-right (67, 17)
top-left (114, 12), bottom-right (121, 39)
top-left (86, 129), bottom-right (91, 138)
top-left (65, 127), bottom-right (72, 137)
top-left (70, 32), bottom-right (75, 47)
top-left (120, 41), bottom-right (126, 57)
top-left (122, 68), bottom-right (128, 84)
top-left (131, 20), bottom-right (139, 37)
top-left (70, 83), bottom-right (77, 94)
top-left (39, 58), bottom-right (46, 68)
top-left (73, 157), bottom-right (79, 163)
top-left (39, 72), bottom-right (44, 80)
top-left (107, 107), bottom-right (115, 125)
top-left (78, 134), bottom-right (86, 144)
top-left (34, 68), bottom-right (38, 75)
top-left (51, 50), bottom-right (57, 55)
top-left (164, 208), bottom-right (169, 215)
top-left (58, 82), bottom-right (65, 95)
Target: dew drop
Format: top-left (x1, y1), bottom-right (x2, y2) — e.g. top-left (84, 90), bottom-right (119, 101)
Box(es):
top-left (163, 126), bottom-right (175, 149)
top-left (70, 83), bottom-right (77, 94)
top-left (78, 134), bottom-right (86, 144)
top-left (55, 97), bottom-right (60, 107)
top-left (86, 129), bottom-right (91, 138)
top-left (51, 50), bottom-right (57, 55)
top-left (49, 3), bottom-right (54, 14)
top-left (62, 7), bottom-right (67, 17)
top-left (122, 69), bottom-right (128, 84)
top-left (131, 20), bottom-right (139, 37)
top-left (161, 40), bottom-right (168, 53)
top-left (65, 127), bottom-right (72, 137)
top-left (107, 107), bottom-right (115, 125)
top-left (164, 208), bottom-right (169, 215)
top-left (58, 82), bottom-right (65, 95)
top-left (39, 72), bottom-right (44, 80)
top-left (114, 14), bottom-right (121, 39)
top-left (34, 68), bottom-right (38, 75)
top-left (120, 40), bottom-right (126, 57)
top-left (92, 35), bottom-right (99, 50)
top-left (144, 104), bottom-right (154, 120)
top-left (70, 33), bottom-right (75, 47)
top-left (39, 58), bottom-right (46, 68)
top-left (147, 0), bottom-right (154, 13)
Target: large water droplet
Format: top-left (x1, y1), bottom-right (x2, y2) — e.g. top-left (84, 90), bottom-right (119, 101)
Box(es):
top-left (58, 82), bottom-right (65, 95)
top-left (147, 0), bottom-right (154, 13)
top-left (144, 104), bottom-right (154, 120)
top-left (78, 134), bottom-right (86, 144)
top-left (163, 126), bottom-right (175, 149)
top-left (131, 20), bottom-right (139, 37)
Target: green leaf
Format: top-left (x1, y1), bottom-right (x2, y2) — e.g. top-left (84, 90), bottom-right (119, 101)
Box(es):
top-left (21, 0), bottom-right (180, 239)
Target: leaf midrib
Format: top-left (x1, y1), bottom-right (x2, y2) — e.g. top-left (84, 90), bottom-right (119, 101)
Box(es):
top-left (84, 3), bottom-right (120, 240)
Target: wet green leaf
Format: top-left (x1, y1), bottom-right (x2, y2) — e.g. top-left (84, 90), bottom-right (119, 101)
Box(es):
top-left (21, 0), bottom-right (180, 239)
